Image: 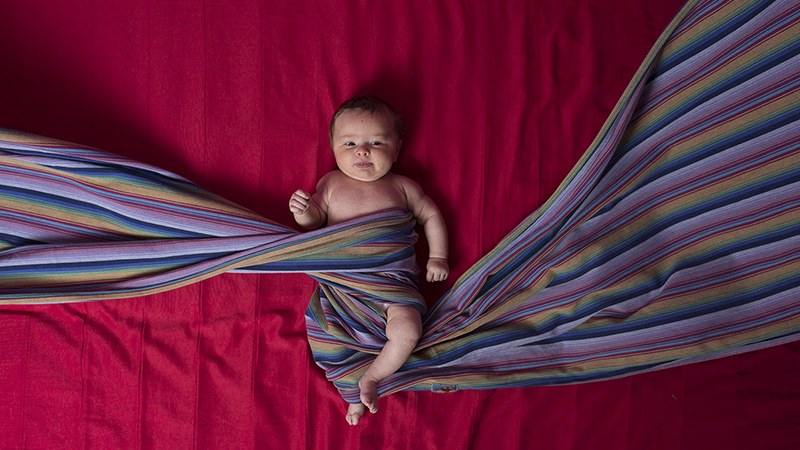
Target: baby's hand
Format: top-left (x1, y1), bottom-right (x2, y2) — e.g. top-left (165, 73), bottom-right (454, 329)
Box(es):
top-left (426, 257), bottom-right (449, 282)
top-left (289, 189), bottom-right (312, 216)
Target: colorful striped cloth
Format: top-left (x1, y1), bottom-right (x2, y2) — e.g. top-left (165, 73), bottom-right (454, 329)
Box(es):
top-left (2, 0), bottom-right (800, 404)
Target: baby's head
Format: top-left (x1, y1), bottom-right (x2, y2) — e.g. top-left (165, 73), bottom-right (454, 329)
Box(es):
top-left (328, 96), bottom-right (405, 182)
top-left (329, 96), bottom-right (405, 147)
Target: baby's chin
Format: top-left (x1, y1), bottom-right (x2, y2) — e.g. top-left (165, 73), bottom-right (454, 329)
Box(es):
top-left (339, 167), bottom-right (393, 182)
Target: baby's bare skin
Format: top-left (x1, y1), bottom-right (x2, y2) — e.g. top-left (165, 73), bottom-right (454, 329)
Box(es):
top-left (290, 107), bottom-right (449, 425)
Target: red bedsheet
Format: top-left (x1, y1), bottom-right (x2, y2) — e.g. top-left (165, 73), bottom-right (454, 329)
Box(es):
top-left (1, 0), bottom-right (798, 448)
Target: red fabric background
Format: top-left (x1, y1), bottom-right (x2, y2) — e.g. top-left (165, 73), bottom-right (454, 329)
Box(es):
top-left (1, 0), bottom-right (798, 448)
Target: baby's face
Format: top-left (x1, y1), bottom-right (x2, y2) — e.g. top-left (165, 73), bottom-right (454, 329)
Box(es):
top-left (330, 109), bottom-right (400, 182)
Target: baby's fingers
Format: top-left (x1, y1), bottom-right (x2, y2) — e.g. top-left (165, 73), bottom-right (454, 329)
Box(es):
top-left (293, 189), bottom-right (310, 200)
top-left (426, 270), bottom-right (449, 282)
top-left (425, 259), bottom-right (450, 282)
top-left (289, 203), bottom-right (309, 215)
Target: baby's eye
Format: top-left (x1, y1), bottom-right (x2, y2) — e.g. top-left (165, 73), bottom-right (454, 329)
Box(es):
top-left (344, 142), bottom-right (356, 147)
top-left (370, 141), bottom-right (383, 147)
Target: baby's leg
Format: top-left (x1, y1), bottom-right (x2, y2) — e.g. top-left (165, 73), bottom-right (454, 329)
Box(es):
top-left (356, 305), bottom-right (421, 418)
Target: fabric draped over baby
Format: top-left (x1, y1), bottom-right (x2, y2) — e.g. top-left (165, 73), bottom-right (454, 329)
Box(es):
top-left (2, 0), bottom-right (800, 403)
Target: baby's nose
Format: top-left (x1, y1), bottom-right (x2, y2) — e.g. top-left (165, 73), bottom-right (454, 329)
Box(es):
top-left (356, 145), bottom-right (370, 155)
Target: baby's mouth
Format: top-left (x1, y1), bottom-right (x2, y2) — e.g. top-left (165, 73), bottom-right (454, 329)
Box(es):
top-left (354, 161), bottom-right (373, 169)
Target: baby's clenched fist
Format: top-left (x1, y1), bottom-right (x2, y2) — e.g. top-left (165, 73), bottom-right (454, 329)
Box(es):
top-left (289, 189), bottom-right (311, 215)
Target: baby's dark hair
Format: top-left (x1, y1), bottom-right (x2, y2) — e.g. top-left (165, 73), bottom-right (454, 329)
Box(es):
top-left (329, 95), bottom-right (406, 143)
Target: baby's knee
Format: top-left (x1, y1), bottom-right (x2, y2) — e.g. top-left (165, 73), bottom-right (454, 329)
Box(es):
top-left (386, 307), bottom-right (422, 344)
top-left (394, 321), bottom-right (422, 343)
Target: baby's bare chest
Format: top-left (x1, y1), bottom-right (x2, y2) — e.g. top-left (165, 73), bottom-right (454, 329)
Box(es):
top-left (325, 180), bottom-right (408, 224)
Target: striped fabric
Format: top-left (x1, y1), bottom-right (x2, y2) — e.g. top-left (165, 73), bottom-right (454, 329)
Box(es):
top-left (2, 0), bottom-right (800, 404)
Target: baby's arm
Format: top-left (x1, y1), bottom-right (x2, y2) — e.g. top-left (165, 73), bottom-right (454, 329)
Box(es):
top-left (289, 178), bottom-right (329, 229)
top-left (402, 178), bottom-right (449, 282)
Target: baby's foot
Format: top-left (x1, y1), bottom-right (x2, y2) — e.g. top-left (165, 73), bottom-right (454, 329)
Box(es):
top-left (346, 403), bottom-right (366, 425)
top-left (358, 377), bottom-right (379, 414)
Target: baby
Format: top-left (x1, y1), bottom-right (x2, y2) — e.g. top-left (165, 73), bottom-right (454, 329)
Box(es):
top-left (289, 96), bottom-right (449, 425)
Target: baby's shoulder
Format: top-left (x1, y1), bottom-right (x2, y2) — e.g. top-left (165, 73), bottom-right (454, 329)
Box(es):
top-left (316, 170), bottom-right (347, 191)
top-left (318, 170), bottom-right (344, 184)
top-left (388, 174), bottom-right (424, 198)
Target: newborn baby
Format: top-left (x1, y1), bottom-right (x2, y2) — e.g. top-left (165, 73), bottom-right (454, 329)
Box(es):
top-left (289, 95), bottom-right (449, 425)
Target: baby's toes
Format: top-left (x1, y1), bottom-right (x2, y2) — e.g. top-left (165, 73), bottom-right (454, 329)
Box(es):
top-left (346, 403), bottom-right (365, 425)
